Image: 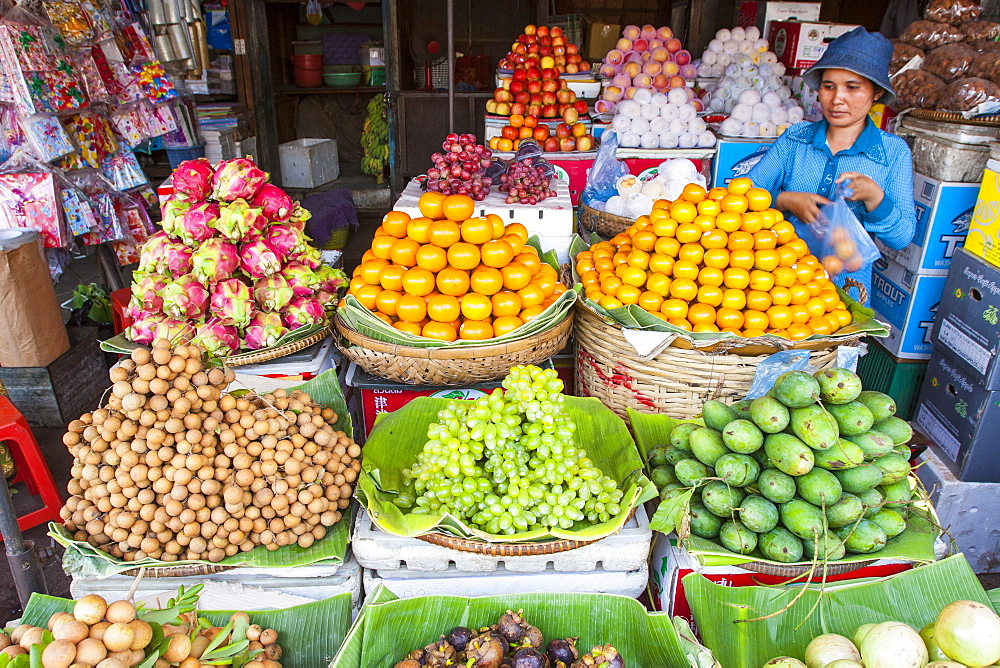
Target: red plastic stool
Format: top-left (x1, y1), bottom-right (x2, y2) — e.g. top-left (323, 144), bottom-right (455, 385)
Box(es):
top-left (111, 287), bottom-right (132, 335)
top-left (0, 396), bottom-right (64, 532)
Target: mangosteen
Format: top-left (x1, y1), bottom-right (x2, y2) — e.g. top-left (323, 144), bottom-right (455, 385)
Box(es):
top-left (511, 646), bottom-right (550, 668)
top-left (466, 634), bottom-right (506, 668)
top-left (497, 609), bottom-right (527, 644)
top-left (486, 629), bottom-right (511, 655)
top-left (574, 645), bottom-right (623, 668)
top-left (393, 661), bottom-right (422, 668)
top-left (448, 626), bottom-right (475, 652)
top-left (522, 625), bottom-right (544, 650)
top-left (547, 637), bottom-right (579, 665)
top-left (423, 636), bottom-right (457, 667)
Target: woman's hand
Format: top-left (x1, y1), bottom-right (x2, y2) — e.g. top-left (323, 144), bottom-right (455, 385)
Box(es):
top-left (776, 191), bottom-right (830, 224)
top-left (836, 172), bottom-right (885, 212)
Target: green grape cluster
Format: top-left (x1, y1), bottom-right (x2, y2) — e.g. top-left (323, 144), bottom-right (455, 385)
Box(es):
top-left (393, 365), bottom-right (625, 535)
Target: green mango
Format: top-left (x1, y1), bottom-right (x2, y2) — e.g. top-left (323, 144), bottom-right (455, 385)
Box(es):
top-left (719, 519), bottom-right (758, 555)
top-left (688, 501), bottom-right (722, 539)
top-left (873, 453), bottom-right (911, 485)
top-left (750, 447), bottom-right (775, 469)
top-left (702, 481), bottom-right (746, 518)
top-left (731, 398), bottom-right (754, 416)
top-left (788, 404), bottom-right (840, 450)
top-left (871, 507), bottom-right (906, 538)
top-left (825, 401), bottom-right (875, 436)
top-left (764, 433), bottom-right (815, 477)
top-left (857, 390), bottom-right (897, 422)
top-left (663, 446), bottom-right (690, 466)
top-left (814, 367), bottom-right (864, 404)
top-left (702, 399), bottom-right (739, 432)
top-left (757, 468), bottom-right (797, 503)
top-left (780, 498), bottom-right (827, 540)
top-left (760, 526), bottom-right (805, 563)
top-left (857, 487), bottom-right (886, 517)
top-left (750, 396), bottom-right (791, 434)
top-left (650, 465), bottom-right (678, 489)
top-left (825, 493), bottom-right (865, 528)
top-left (871, 416), bottom-right (914, 446)
top-left (893, 444), bottom-right (912, 459)
top-left (739, 494), bottom-right (779, 533)
top-left (920, 623), bottom-right (952, 663)
top-left (835, 518), bottom-right (888, 554)
top-left (795, 468), bottom-right (844, 507)
top-left (659, 483), bottom-right (684, 500)
top-left (648, 443), bottom-right (671, 467)
top-left (845, 431), bottom-right (894, 460)
top-left (669, 422), bottom-right (700, 452)
top-left (773, 370), bottom-right (821, 408)
top-left (715, 453), bottom-right (760, 487)
top-left (880, 478), bottom-right (913, 509)
top-left (812, 439), bottom-right (865, 471)
top-left (722, 419), bottom-right (764, 454)
top-left (802, 528), bottom-right (847, 560)
top-left (835, 464), bottom-right (885, 494)
top-left (690, 427), bottom-right (728, 467)
top-left (675, 459), bottom-right (710, 487)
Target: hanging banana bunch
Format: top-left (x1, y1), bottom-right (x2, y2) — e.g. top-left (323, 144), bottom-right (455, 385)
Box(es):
top-left (361, 94), bottom-right (388, 184)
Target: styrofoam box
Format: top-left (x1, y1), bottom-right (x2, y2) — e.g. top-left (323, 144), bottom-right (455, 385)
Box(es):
top-left (70, 554), bottom-right (362, 611)
top-left (394, 176), bottom-right (574, 239)
top-left (364, 562), bottom-right (648, 599)
top-left (279, 138), bottom-right (340, 189)
top-left (916, 447), bottom-right (1000, 573)
top-left (352, 505), bottom-right (651, 573)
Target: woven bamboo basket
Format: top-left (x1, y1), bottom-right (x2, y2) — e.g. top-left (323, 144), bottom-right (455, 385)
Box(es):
top-left (909, 109), bottom-right (1000, 127)
top-left (223, 326), bottom-right (332, 367)
top-left (739, 558), bottom-right (876, 578)
top-left (573, 304), bottom-right (847, 419)
top-left (121, 562), bottom-right (236, 577)
top-left (578, 202), bottom-right (634, 238)
top-left (335, 311), bottom-right (573, 385)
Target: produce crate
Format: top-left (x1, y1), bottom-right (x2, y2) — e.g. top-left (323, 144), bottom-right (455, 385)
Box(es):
top-left (279, 138), bottom-right (340, 189)
top-left (856, 339), bottom-right (928, 420)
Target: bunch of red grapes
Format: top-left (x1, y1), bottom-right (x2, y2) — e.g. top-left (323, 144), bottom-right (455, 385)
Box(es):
top-left (499, 158), bottom-right (555, 205)
top-left (426, 133), bottom-right (493, 200)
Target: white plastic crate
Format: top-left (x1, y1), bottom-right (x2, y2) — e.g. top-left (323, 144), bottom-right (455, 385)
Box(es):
top-left (279, 138), bottom-right (340, 189)
top-left (352, 505), bottom-right (651, 573)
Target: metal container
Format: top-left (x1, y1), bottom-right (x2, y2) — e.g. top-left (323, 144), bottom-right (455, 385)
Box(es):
top-left (898, 115), bottom-right (997, 182)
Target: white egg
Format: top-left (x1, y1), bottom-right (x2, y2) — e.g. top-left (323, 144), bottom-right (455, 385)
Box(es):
top-left (667, 87), bottom-right (689, 105)
top-left (745, 26), bottom-right (761, 41)
top-left (731, 26), bottom-right (746, 41)
top-left (716, 28), bottom-right (732, 41)
top-left (778, 86), bottom-right (792, 102)
top-left (761, 51), bottom-right (777, 64)
top-left (668, 118), bottom-right (687, 134)
top-left (650, 117), bottom-right (669, 133)
top-left (742, 121), bottom-right (759, 137)
top-left (620, 131), bottom-right (641, 147)
top-left (737, 89), bottom-right (761, 105)
top-left (719, 117), bottom-right (743, 135)
top-left (612, 115), bottom-right (632, 132)
top-left (758, 63), bottom-right (773, 77)
top-left (630, 117), bottom-right (651, 135)
top-left (731, 102), bottom-right (753, 122)
top-left (640, 131), bottom-right (660, 149)
top-left (708, 96), bottom-right (726, 112)
top-left (659, 104), bottom-right (678, 120)
top-left (753, 38), bottom-right (769, 53)
top-left (724, 39), bottom-right (739, 54)
top-left (711, 63), bottom-right (726, 77)
top-left (751, 103), bottom-right (771, 122)
top-left (762, 91), bottom-right (781, 107)
top-left (702, 50), bottom-right (717, 65)
top-left (688, 117), bottom-right (707, 135)
top-left (641, 103), bottom-right (659, 120)
top-left (734, 52), bottom-right (752, 66)
top-left (787, 106), bottom-right (804, 124)
top-left (651, 92), bottom-right (669, 107)
top-left (708, 38), bottom-right (724, 53)
top-left (619, 99), bottom-right (642, 118)
top-left (772, 62), bottom-right (786, 77)
top-left (725, 63), bottom-right (740, 78)
top-left (716, 53), bottom-right (732, 67)
top-left (633, 88), bottom-right (653, 105)
top-left (739, 40), bottom-right (754, 54)
top-left (770, 106), bottom-right (788, 125)
top-left (679, 132), bottom-right (699, 148)
top-left (678, 104), bottom-right (696, 120)
top-left (697, 130), bottom-right (718, 147)
top-left (659, 132), bottom-right (679, 149)
top-left (758, 121), bottom-right (776, 137)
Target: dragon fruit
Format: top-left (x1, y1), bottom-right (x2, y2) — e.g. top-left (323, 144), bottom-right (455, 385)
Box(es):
top-left (210, 278), bottom-right (254, 327)
top-left (242, 311), bottom-right (289, 350)
top-left (282, 296), bottom-right (326, 329)
top-left (239, 237), bottom-right (282, 279)
top-left (193, 318), bottom-right (241, 356)
top-left (131, 271), bottom-right (170, 312)
top-left (191, 238), bottom-right (239, 284)
top-left (253, 275), bottom-right (295, 312)
top-left (290, 245), bottom-right (322, 270)
top-left (252, 184), bottom-right (295, 222)
top-left (127, 312), bottom-right (167, 346)
top-left (160, 199), bottom-right (192, 238)
top-left (160, 239), bottom-right (194, 275)
top-left (286, 204), bottom-right (312, 231)
top-left (170, 158), bottom-right (215, 199)
top-left (313, 265), bottom-right (348, 305)
top-left (177, 202), bottom-right (219, 247)
top-left (138, 232), bottom-right (172, 272)
top-left (281, 262), bottom-right (320, 296)
top-left (213, 199), bottom-right (263, 242)
top-left (160, 275), bottom-right (210, 320)
top-left (212, 157), bottom-right (269, 202)
top-left (261, 224), bottom-right (305, 262)
top-left (152, 317), bottom-right (199, 344)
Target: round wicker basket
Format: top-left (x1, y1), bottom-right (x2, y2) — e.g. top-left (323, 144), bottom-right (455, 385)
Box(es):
top-left (335, 311), bottom-right (573, 385)
top-left (578, 202), bottom-right (634, 238)
top-left (739, 558), bottom-right (876, 578)
top-left (909, 109), bottom-right (1000, 127)
top-left (573, 303), bottom-right (852, 419)
top-left (223, 326), bottom-right (332, 367)
top-left (121, 562), bottom-right (236, 577)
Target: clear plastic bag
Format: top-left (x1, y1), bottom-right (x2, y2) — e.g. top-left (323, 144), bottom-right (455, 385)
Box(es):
top-left (922, 43), bottom-right (978, 82)
top-left (925, 0), bottom-right (982, 25)
top-left (815, 183), bottom-right (881, 277)
top-left (892, 69), bottom-right (948, 109)
top-left (938, 76), bottom-right (1000, 111)
top-left (961, 20), bottom-right (1000, 42)
top-left (890, 41), bottom-right (923, 76)
top-left (901, 20), bottom-right (965, 49)
top-left (581, 130), bottom-right (629, 208)
top-left (745, 351), bottom-right (815, 400)
top-left (970, 52), bottom-right (1000, 85)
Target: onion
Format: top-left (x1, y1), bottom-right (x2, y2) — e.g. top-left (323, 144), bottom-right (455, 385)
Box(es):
top-left (934, 600), bottom-right (1000, 666)
top-left (924, 662), bottom-right (966, 667)
top-left (762, 659), bottom-right (806, 667)
top-left (851, 623), bottom-right (878, 648)
top-left (824, 662), bottom-right (863, 668)
top-left (804, 634), bottom-right (860, 668)
top-left (859, 621), bottom-right (927, 668)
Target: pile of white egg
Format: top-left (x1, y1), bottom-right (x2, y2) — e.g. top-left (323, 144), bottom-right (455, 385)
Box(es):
top-left (611, 87), bottom-right (717, 149)
top-left (697, 26), bottom-right (774, 78)
top-left (715, 87), bottom-right (805, 137)
top-left (595, 159), bottom-right (707, 219)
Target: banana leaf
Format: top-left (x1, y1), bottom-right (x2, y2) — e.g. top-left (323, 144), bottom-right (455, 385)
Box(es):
top-left (628, 409), bottom-right (939, 566)
top-left (356, 395), bottom-right (658, 542)
top-left (100, 321), bottom-right (331, 358)
top-left (685, 554), bottom-right (991, 668)
top-left (330, 585), bottom-right (720, 668)
top-left (19, 592), bottom-right (352, 668)
top-left (49, 371), bottom-right (351, 578)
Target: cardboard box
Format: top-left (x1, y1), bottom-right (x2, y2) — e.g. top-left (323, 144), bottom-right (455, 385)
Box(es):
top-left (586, 22), bottom-right (621, 61)
top-left (931, 247), bottom-right (1000, 389)
top-left (966, 166), bottom-right (1000, 270)
top-left (711, 137), bottom-right (774, 188)
top-left (768, 21), bottom-right (859, 72)
top-left (875, 173), bottom-right (977, 276)
top-left (737, 1), bottom-right (822, 35)
top-left (870, 258), bottom-right (947, 360)
top-left (915, 349), bottom-right (1000, 482)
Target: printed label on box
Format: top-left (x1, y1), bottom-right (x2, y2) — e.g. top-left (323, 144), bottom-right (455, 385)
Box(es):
top-left (916, 403), bottom-right (961, 462)
top-left (937, 318), bottom-right (992, 375)
top-left (871, 258), bottom-right (946, 359)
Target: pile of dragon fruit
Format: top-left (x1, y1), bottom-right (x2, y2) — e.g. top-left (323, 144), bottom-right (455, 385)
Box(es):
top-left (126, 157), bottom-right (347, 355)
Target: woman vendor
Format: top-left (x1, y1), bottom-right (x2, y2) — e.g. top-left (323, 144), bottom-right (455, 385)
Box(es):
top-left (747, 27), bottom-right (916, 303)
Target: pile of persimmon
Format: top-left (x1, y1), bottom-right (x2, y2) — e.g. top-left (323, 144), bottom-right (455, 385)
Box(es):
top-left (574, 177), bottom-right (853, 341)
top-left (348, 192), bottom-right (568, 342)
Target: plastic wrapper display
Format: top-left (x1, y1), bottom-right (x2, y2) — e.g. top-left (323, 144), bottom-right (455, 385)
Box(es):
top-left (960, 20), bottom-right (1000, 42)
top-left (42, 0), bottom-right (95, 47)
top-left (922, 43), bottom-right (978, 82)
top-left (581, 130), bottom-right (629, 208)
top-left (970, 52), bottom-right (1000, 85)
top-left (815, 185), bottom-right (881, 278)
top-left (900, 20), bottom-right (965, 49)
top-left (892, 69), bottom-right (948, 109)
top-left (938, 76), bottom-right (1000, 112)
top-left (925, 0), bottom-right (982, 25)
top-left (20, 114), bottom-right (75, 162)
top-left (0, 158), bottom-right (66, 248)
top-left (890, 41), bottom-right (923, 76)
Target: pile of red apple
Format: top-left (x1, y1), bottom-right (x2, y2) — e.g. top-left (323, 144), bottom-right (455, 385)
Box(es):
top-left (497, 24), bottom-right (590, 75)
top-left (594, 24), bottom-right (697, 113)
top-left (488, 116), bottom-right (595, 154)
top-left (487, 65), bottom-right (590, 120)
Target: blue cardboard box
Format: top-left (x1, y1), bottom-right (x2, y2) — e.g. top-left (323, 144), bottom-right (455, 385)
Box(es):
top-left (931, 247), bottom-right (1000, 390)
top-left (870, 257), bottom-right (947, 359)
top-left (875, 172), bottom-right (977, 276)
top-left (711, 137), bottom-right (774, 188)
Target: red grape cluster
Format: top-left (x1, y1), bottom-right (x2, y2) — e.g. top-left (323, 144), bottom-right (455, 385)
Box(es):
top-left (426, 133), bottom-right (493, 201)
top-left (499, 158), bottom-right (556, 205)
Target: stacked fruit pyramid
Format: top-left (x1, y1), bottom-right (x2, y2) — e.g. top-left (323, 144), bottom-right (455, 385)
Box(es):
top-left (574, 177), bottom-right (854, 340)
top-left (347, 192), bottom-right (568, 342)
top-left (650, 368), bottom-right (917, 560)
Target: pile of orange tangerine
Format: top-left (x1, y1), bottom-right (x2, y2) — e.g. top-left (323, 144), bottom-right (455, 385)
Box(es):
top-left (347, 191), bottom-right (568, 342)
top-left (575, 177), bottom-right (853, 341)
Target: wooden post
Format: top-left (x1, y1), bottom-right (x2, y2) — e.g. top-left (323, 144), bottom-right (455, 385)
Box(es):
top-left (244, 1), bottom-right (282, 183)
top-left (383, 0), bottom-right (405, 199)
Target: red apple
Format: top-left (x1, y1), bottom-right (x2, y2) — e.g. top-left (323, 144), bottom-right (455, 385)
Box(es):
top-left (525, 56), bottom-right (540, 68)
top-left (495, 89), bottom-right (512, 103)
top-left (541, 91), bottom-right (557, 105)
top-left (559, 136), bottom-right (576, 152)
top-left (571, 122), bottom-right (587, 138)
top-left (509, 80), bottom-right (524, 94)
top-left (555, 122), bottom-right (572, 138)
top-left (533, 126), bottom-right (550, 142)
top-left (665, 37), bottom-right (682, 53)
top-left (574, 100), bottom-right (589, 114)
top-left (556, 89), bottom-right (573, 104)
top-left (567, 44), bottom-right (579, 54)
top-left (529, 93), bottom-right (543, 105)
top-left (633, 38), bottom-right (649, 52)
top-left (554, 45), bottom-right (566, 56)
top-left (527, 66), bottom-right (542, 80)
top-left (513, 68), bottom-right (527, 81)
top-left (524, 24), bottom-right (536, 35)
top-left (537, 25), bottom-right (549, 37)
top-left (541, 103), bottom-right (558, 117)
top-left (518, 34), bottom-right (528, 44)
top-left (501, 125), bottom-right (519, 140)
top-left (551, 26), bottom-right (562, 37)
top-left (527, 103), bottom-right (542, 117)
top-left (541, 67), bottom-right (558, 80)
top-left (526, 34), bottom-right (537, 45)
top-left (485, 100), bottom-right (497, 114)
top-left (543, 137), bottom-right (560, 152)
top-left (541, 80), bottom-right (558, 93)
top-left (562, 107), bottom-right (579, 125)
top-left (553, 35), bottom-right (565, 46)
top-left (565, 63), bottom-right (578, 74)
top-left (512, 43), bottom-right (527, 55)
top-left (514, 91), bottom-right (530, 105)
top-left (568, 53), bottom-right (581, 64)
top-left (527, 80), bottom-right (542, 94)
top-left (579, 61), bottom-right (591, 71)
top-left (539, 46), bottom-right (552, 57)
top-left (510, 102), bottom-right (526, 115)
top-left (575, 135), bottom-right (594, 151)
top-left (528, 44), bottom-right (539, 54)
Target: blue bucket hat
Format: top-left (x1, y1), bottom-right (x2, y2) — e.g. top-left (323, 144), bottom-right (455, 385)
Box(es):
top-left (802, 27), bottom-right (895, 105)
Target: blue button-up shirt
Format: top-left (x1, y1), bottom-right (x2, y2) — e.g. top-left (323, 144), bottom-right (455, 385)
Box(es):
top-left (747, 118), bottom-right (916, 302)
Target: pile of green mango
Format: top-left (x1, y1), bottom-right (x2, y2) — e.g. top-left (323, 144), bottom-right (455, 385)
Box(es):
top-left (648, 368), bottom-right (916, 562)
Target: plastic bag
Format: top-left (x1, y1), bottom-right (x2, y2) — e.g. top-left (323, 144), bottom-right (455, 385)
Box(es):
top-left (892, 69), bottom-right (948, 109)
top-left (890, 41), bottom-right (923, 76)
top-left (925, 0), bottom-right (981, 25)
top-left (745, 350), bottom-right (815, 400)
top-left (938, 76), bottom-right (1000, 111)
top-left (901, 20), bottom-right (965, 49)
top-left (0, 150), bottom-right (68, 248)
top-left (922, 43), bottom-right (978, 82)
top-left (961, 20), bottom-right (1000, 42)
top-left (580, 130), bottom-right (629, 208)
top-left (814, 183), bottom-right (881, 277)
top-left (970, 52), bottom-right (1000, 85)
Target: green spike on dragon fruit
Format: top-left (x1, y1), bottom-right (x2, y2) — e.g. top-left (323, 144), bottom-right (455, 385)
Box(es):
top-left (131, 271), bottom-right (170, 312)
top-left (210, 278), bottom-right (255, 327)
top-left (239, 237), bottom-right (282, 279)
top-left (280, 262), bottom-right (321, 296)
top-left (138, 231), bottom-right (172, 272)
top-left (191, 238), bottom-right (239, 284)
top-left (253, 275), bottom-right (294, 312)
top-left (177, 202), bottom-right (219, 247)
top-left (313, 264), bottom-right (348, 305)
top-left (130, 314), bottom-right (197, 346)
top-left (242, 311), bottom-right (288, 350)
top-left (170, 157), bottom-right (215, 199)
top-left (211, 157), bottom-right (269, 202)
top-left (160, 198), bottom-right (192, 238)
top-left (193, 318), bottom-right (240, 356)
top-left (290, 244), bottom-right (322, 270)
top-left (160, 275), bottom-right (210, 320)
top-left (212, 199), bottom-right (263, 242)
top-left (282, 296), bottom-right (326, 329)
top-left (286, 204), bottom-right (312, 231)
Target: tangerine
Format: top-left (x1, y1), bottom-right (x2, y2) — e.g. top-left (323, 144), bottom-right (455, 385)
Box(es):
top-left (703, 248), bottom-right (730, 269)
top-left (702, 229), bottom-right (729, 249)
top-left (461, 292), bottom-right (493, 320)
top-left (415, 244), bottom-right (447, 272)
top-left (460, 320), bottom-right (494, 340)
top-left (520, 305), bottom-right (546, 323)
top-left (437, 267), bottom-right (472, 296)
top-left (390, 238), bottom-right (421, 267)
top-left (493, 315), bottom-right (523, 336)
top-left (681, 183), bottom-right (707, 203)
top-left (661, 299), bottom-right (689, 319)
top-left (481, 240), bottom-right (515, 268)
top-left (422, 321), bottom-right (458, 341)
top-left (407, 217), bottom-right (434, 243)
top-left (721, 288), bottom-right (747, 310)
top-left (418, 192), bottom-right (447, 219)
top-left (469, 267), bottom-right (503, 295)
top-left (639, 291), bottom-right (664, 312)
top-left (429, 220), bottom-right (461, 248)
top-left (382, 211), bottom-right (410, 238)
top-left (396, 294), bottom-right (428, 322)
top-left (370, 235), bottom-right (396, 260)
top-left (442, 195), bottom-right (475, 222)
top-left (688, 303), bottom-right (717, 325)
top-left (491, 291), bottom-right (522, 317)
top-left (698, 266), bottom-right (725, 287)
top-left (727, 177), bottom-right (753, 195)
top-left (716, 307), bottom-right (745, 329)
top-left (678, 243), bottom-right (705, 264)
top-left (716, 212), bottom-right (743, 233)
top-left (359, 259), bottom-right (389, 285)
top-left (401, 267), bottom-right (436, 296)
top-left (379, 264), bottom-right (407, 291)
top-left (461, 217), bottom-right (494, 244)
top-left (720, 194), bottom-right (749, 214)
top-left (632, 230), bottom-right (658, 252)
top-left (672, 259), bottom-right (700, 280)
top-left (354, 284), bottom-right (381, 310)
top-left (697, 284), bottom-right (724, 307)
top-left (745, 187), bottom-right (772, 211)
top-left (746, 290), bottom-right (773, 311)
top-left (669, 278), bottom-right (698, 301)
top-left (519, 283), bottom-right (546, 307)
top-left (375, 289), bottom-right (402, 316)
top-left (766, 305), bottom-right (794, 329)
top-left (723, 267), bottom-right (751, 289)
top-left (675, 223), bottom-right (702, 243)
top-left (447, 242), bottom-right (482, 270)
top-left (394, 321), bottom-right (423, 335)
top-left (501, 263), bottom-right (532, 290)
top-left (743, 310), bottom-right (769, 331)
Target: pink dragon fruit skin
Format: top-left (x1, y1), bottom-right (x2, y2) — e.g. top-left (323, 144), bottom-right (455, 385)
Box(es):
top-left (160, 199), bottom-right (192, 239)
top-left (314, 264), bottom-right (348, 293)
top-left (161, 239), bottom-right (194, 276)
top-left (261, 224), bottom-right (305, 262)
top-left (242, 311), bottom-right (289, 350)
top-left (280, 262), bottom-right (320, 296)
top-left (194, 318), bottom-right (241, 356)
top-left (285, 204), bottom-right (312, 231)
top-left (212, 157), bottom-right (269, 202)
top-left (131, 272), bottom-right (170, 312)
top-left (191, 238), bottom-right (239, 284)
top-left (138, 231), bottom-right (172, 272)
top-left (178, 202), bottom-right (219, 247)
top-left (253, 275), bottom-right (295, 312)
top-left (210, 278), bottom-right (255, 327)
top-left (282, 296), bottom-right (326, 329)
top-left (152, 317), bottom-right (199, 344)
top-left (252, 184), bottom-right (295, 222)
top-left (213, 199), bottom-right (262, 242)
top-left (170, 158), bottom-right (215, 199)
top-left (160, 275), bottom-right (210, 320)
top-left (239, 237), bottom-right (282, 279)
top-left (128, 312), bottom-right (167, 346)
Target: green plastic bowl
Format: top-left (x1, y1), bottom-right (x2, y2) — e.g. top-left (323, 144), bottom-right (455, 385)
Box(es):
top-left (324, 72), bottom-right (362, 87)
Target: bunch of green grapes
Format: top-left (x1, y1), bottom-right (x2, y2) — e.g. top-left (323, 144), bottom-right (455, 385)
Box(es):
top-left (394, 366), bottom-right (624, 534)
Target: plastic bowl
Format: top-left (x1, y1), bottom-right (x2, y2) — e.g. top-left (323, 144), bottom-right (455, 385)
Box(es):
top-left (324, 72), bottom-right (362, 87)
